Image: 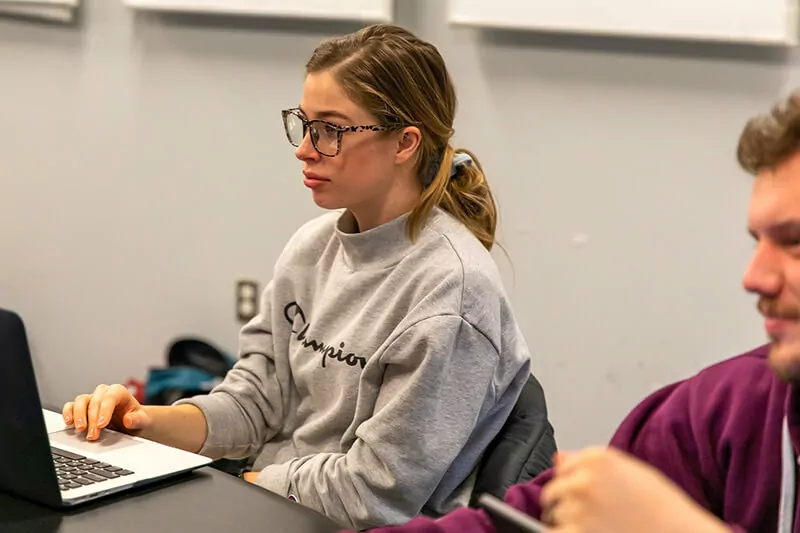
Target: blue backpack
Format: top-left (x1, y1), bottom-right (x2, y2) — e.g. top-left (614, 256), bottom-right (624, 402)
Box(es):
top-left (145, 338), bottom-right (236, 406)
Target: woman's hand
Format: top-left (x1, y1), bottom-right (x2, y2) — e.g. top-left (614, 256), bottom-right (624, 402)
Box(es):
top-left (63, 384), bottom-right (152, 440)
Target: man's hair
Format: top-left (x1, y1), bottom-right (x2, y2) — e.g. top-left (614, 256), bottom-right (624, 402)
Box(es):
top-left (738, 91), bottom-right (800, 175)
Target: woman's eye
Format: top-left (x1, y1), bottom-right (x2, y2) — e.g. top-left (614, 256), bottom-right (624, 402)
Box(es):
top-left (321, 123), bottom-right (339, 136)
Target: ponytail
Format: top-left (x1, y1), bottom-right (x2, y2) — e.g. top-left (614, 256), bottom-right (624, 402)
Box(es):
top-left (407, 145), bottom-right (498, 251)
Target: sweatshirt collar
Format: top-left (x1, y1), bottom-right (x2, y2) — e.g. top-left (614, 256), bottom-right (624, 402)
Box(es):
top-left (335, 209), bottom-right (420, 270)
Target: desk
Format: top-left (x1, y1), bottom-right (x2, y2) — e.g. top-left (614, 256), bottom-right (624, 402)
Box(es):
top-left (0, 466), bottom-right (341, 533)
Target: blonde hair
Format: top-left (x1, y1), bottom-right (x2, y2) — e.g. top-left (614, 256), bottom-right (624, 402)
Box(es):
top-left (738, 91), bottom-right (800, 174)
top-left (306, 24), bottom-right (498, 250)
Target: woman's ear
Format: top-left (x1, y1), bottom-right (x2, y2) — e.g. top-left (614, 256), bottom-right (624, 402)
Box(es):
top-left (395, 126), bottom-right (422, 165)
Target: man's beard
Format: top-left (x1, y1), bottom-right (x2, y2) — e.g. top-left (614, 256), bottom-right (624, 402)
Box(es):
top-left (760, 297), bottom-right (800, 381)
top-left (768, 341), bottom-right (800, 382)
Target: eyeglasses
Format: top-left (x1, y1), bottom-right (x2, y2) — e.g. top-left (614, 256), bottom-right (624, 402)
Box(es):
top-left (281, 108), bottom-right (403, 157)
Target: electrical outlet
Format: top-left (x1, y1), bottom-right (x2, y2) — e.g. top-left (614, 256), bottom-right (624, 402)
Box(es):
top-left (235, 279), bottom-right (259, 323)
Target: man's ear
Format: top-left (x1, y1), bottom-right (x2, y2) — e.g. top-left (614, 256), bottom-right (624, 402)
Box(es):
top-left (395, 126), bottom-right (422, 165)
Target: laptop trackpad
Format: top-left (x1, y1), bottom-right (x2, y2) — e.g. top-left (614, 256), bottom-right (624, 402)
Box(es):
top-left (49, 428), bottom-right (145, 455)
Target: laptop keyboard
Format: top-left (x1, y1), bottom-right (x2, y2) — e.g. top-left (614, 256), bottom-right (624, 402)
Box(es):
top-left (51, 447), bottom-right (134, 492)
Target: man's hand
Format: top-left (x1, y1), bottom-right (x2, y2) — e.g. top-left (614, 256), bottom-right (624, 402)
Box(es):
top-left (243, 471), bottom-right (259, 484)
top-left (541, 447), bottom-right (731, 533)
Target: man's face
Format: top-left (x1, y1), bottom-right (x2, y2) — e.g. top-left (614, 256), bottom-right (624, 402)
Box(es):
top-left (744, 151), bottom-right (800, 381)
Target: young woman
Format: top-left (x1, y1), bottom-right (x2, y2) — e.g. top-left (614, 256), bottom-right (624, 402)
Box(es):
top-left (62, 24), bottom-right (535, 530)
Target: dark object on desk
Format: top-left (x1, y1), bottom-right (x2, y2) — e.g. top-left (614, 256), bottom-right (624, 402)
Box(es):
top-left (0, 467), bottom-right (340, 533)
top-left (471, 374), bottom-right (557, 505)
top-left (477, 493), bottom-right (546, 533)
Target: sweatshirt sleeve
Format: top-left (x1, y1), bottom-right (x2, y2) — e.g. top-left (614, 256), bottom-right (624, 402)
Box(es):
top-left (174, 281), bottom-right (289, 460)
top-left (340, 507), bottom-right (496, 533)
top-left (503, 382), bottom-right (728, 522)
top-left (254, 315), bottom-right (501, 530)
top-left (339, 471), bottom-right (545, 533)
top-left (605, 381), bottom-right (724, 511)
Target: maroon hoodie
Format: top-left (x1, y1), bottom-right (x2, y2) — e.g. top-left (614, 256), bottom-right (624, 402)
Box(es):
top-left (358, 344), bottom-right (797, 533)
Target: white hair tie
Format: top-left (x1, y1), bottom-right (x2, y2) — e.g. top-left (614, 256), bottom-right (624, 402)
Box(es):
top-left (450, 152), bottom-right (473, 177)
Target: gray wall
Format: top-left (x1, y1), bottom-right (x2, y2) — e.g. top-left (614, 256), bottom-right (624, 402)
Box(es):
top-left (0, 0), bottom-right (778, 450)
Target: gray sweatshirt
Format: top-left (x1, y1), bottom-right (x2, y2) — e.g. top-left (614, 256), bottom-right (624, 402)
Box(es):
top-left (177, 208), bottom-right (532, 530)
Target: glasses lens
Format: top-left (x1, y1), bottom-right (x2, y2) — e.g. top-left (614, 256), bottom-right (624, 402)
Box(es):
top-left (310, 121), bottom-right (339, 156)
top-left (284, 112), bottom-right (305, 146)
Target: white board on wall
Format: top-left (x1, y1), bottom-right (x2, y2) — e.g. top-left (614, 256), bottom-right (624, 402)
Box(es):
top-left (449, 0), bottom-right (800, 45)
top-left (0, 0), bottom-right (78, 22)
top-left (124, 0), bottom-right (393, 22)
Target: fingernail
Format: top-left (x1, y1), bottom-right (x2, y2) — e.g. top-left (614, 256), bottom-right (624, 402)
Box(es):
top-left (88, 429), bottom-right (97, 439)
top-left (76, 419), bottom-right (84, 430)
top-left (97, 416), bottom-right (106, 426)
top-left (64, 415), bottom-right (72, 424)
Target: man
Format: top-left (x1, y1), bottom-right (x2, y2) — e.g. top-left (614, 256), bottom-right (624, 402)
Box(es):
top-left (356, 91), bottom-right (800, 533)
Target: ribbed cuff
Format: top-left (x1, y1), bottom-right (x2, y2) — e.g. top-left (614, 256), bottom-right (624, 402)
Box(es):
top-left (255, 460), bottom-right (293, 498)
top-left (173, 393), bottom-right (245, 460)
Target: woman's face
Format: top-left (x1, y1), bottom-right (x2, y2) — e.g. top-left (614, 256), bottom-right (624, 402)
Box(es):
top-left (290, 71), bottom-right (420, 227)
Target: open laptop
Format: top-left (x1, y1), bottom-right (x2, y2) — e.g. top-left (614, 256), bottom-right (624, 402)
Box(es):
top-left (0, 308), bottom-right (212, 508)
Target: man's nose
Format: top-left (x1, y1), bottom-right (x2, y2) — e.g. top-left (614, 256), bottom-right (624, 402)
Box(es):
top-left (743, 241), bottom-right (783, 298)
